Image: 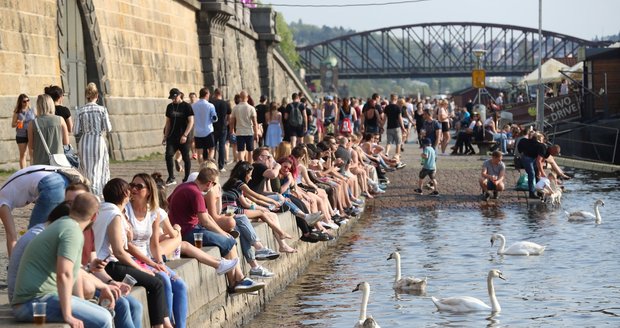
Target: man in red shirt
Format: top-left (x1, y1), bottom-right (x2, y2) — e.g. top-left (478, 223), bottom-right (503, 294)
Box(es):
top-left (167, 167), bottom-right (264, 293)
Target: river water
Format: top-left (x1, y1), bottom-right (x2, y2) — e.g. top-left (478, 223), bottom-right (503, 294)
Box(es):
top-left (246, 170), bottom-right (620, 327)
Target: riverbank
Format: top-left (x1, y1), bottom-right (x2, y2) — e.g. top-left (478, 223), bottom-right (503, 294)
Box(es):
top-left (0, 139), bottom-right (590, 326)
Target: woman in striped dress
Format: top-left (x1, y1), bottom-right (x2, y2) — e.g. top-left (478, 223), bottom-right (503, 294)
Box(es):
top-left (75, 82), bottom-right (112, 196)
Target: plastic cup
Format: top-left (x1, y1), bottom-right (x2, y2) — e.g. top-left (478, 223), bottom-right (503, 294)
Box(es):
top-left (193, 233), bottom-right (203, 248)
top-left (225, 206), bottom-right (235, 215)
top-left (17, 120), bottom-right (23, 129)
top-left (32, 302), bottom-right (46, 325)
top-left (122, 274), bottom-right (137, 290)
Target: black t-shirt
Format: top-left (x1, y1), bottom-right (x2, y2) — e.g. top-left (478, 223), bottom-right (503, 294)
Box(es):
top-left (284, 102), bottom-right (305, 126)
top-left (165, 101), bottom-right (194, 139)
top-left (384, 103), bottom-right (402, 129)
top-left (414, 111), bottom-right (424, 131)
top-left (255, 104), bottom-right (268, 124)
top-left (248, 162), bottom-right (268, 192)
top-left (212, 98), bottom-right (231, 134)
top-left (55, 105), bottom-right (71, 122)
top-left (519, 138), bottom-right (547, 159)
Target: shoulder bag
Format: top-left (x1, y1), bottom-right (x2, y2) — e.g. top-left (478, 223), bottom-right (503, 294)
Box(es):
top-left (34, 118), bottom-right (72, 168)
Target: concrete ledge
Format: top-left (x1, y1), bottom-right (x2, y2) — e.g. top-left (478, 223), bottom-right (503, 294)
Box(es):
top-left (555, 157), bottom-right (620, 173)
top-left (0, 211), bottom-right (358, 327)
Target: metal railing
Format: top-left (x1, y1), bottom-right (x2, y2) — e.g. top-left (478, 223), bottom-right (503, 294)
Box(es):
top-left (547, 121), bottom-right (619, 165)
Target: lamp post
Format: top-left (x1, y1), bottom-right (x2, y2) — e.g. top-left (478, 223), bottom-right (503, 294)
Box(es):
top-left (472, 49), bottom-right (487, 105)
top-left (536, 0), bottom-right (545, 131)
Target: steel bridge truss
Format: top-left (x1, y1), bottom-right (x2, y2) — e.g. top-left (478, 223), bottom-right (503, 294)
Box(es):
top-left (298, 22), bottom-right (608, 80)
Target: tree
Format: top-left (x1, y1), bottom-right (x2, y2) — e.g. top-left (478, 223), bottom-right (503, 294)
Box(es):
top-left (275, 12), bottom-right (300, 69)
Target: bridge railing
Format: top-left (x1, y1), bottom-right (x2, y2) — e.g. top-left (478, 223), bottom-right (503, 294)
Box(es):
top-left (548, 122), bottom-right (619, 165)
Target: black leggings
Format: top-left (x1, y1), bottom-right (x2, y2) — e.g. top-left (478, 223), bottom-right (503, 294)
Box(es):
top-left (105, 261), bottom-right (169, 325)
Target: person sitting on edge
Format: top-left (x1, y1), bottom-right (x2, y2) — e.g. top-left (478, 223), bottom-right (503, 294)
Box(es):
top-left (414, 138), bottom-right (439, 196)
top-left (11, 193), bottom-right (114, 327)
top-left (167, 167), bottom-right (265, 294)
top-left (479, 150), bottom-right (506, 201)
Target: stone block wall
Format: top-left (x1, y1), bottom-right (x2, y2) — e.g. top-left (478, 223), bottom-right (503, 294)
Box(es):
top-left (0, 0), bottom-right (60, 169)
top-left (92, 0), bottom-right (203, 160)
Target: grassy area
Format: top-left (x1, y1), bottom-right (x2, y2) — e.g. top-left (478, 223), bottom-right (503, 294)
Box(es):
top-left (0, 169), bottom-right (17, 178)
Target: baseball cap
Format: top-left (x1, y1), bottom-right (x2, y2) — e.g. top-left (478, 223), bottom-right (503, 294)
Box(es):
top-left (168, 88), bottom-right (181, 99)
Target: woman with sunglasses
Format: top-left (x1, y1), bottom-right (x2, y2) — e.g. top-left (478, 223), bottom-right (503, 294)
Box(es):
top-left (126, 173), bottom-right (188, 328)
top-left (222, 161), bottom-right (297, 253)
top-left (12, 94), bottom-right (35, 168)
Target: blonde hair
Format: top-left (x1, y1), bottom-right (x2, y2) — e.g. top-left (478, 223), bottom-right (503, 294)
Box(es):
top-left (85, 82), bottom-right (98, 101)
top-left (36, 94), bottom-right (55, 116)
top-left (275, 141), bottom-right (292, 160)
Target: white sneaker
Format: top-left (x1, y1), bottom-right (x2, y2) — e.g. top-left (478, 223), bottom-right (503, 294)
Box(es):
top-left (249, 266), bottom-right (275, 279)
top-left (216, 257), bottom-right (239, 275)
top-left (320, 221), bottom-right (339, 230)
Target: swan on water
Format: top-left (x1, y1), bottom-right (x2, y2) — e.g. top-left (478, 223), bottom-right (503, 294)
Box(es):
top-left (490, 233), bottom-right (546, 256)
top-left (431, 269), bottom-right (506, 313)
top-left (387, 251), bottom-right (427, 292)
top-left (353, 282), bottom-right (381, 328)
top-left (566, 199), bottom-right (605, 224)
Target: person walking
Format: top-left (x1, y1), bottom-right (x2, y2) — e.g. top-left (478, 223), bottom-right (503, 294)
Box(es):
top-left (230, 91), bottom-right (258, 163)
top-left (11, 94), bottom-right (35, 169)
top-left (44, 85), bottom-right (73, 133)
top-left (192, 87), bottom-right (218, 164)
top-left (28, 94), bottom-right (69, 165)
top-left (163, 88), bottom-right (194, 185)
top-left (74, 82), bottom-right (112, 197)
top-left (414, 138), bottom-right (439, 196)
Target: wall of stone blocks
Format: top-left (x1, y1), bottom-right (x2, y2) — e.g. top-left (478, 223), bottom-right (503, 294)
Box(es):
top-left (0, 1), bottom-right (61, 169)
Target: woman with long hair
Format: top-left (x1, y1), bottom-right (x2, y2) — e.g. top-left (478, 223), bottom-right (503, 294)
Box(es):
top-left (27, 94), bottom-right (69, 165)
top-left (12, 94), bottom-right (35, 168)
top-left (74, 82), bottom-right (112, 196)
top-left (264, 101), bottom-right (283, 153)
top-left (222, 161), bottom-right (296, 253)
top-left (126, 173), bottom-right (188, 328)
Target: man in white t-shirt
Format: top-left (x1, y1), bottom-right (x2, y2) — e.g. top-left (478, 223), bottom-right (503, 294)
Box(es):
top-left (230, 91), bottom-right (259, 163)
top-left (0, 165), bottom-right (75, 255)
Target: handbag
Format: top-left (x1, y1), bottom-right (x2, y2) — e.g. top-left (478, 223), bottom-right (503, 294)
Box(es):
top-left (34, 118), bottom-right (72, 168)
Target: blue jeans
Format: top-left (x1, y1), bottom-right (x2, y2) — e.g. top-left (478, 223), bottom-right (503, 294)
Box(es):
top-left (491, 132), bottom-right (508, 153)
top-left (234, 214), bottom-right (258, 262)
top-left (265, 194), bottom-right (302, 215)
top-left (12, 294), bottom-right (113, 327)
top-left (114, 295), bottom-right (143, 328)
top-left (29, 173), bottom-right (68, 228)
top-left (185, 227), bottom-right (236, 257)
top-left (520, 156), bottom-right (537, 193)
top-left (157, 268), bottom-right (188, 328)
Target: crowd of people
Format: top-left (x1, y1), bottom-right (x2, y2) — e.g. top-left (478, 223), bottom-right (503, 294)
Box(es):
top-left (4, 85), bottom-right (573, 327)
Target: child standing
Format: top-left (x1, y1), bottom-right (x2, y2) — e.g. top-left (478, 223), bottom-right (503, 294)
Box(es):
top-left (415, 138), bottom-right (439, 196)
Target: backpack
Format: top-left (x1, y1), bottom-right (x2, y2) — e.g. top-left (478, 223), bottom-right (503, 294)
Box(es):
top-left (288, 103), bottom-right (303, 128)
top-left (339, 108), bottom-right (352, 134)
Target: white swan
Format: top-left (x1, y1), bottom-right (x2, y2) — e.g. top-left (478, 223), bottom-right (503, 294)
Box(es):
top-left (490, 233), bottom-right (546, 256)
top-left (352, 282), bottom-right (381, 328)
top-left (431, 269), bottom-right (506, 313)
top-left (566, 199), bottom-right (605, 224)
top-left (387, 251), bottom-right (427, 292)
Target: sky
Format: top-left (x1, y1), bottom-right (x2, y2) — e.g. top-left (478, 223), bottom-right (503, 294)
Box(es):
top-left (271, 0), bottom-right (620, 41)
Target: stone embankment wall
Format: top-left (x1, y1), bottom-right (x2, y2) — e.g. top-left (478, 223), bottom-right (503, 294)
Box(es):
top-left (0, 0), bottom-right (308, 168)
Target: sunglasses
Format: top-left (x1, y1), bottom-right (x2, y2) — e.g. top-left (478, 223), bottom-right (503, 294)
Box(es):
top-left (207, 180), bottom-right (217, 186)
top-left (129, 183), bottom-right (146, 190)
top-left (22, 99), bottom-right (30, 103)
